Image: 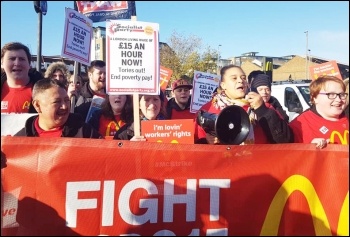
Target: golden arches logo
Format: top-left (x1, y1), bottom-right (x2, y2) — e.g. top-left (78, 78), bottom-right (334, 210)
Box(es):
top-left (106, 121), bottom-right (122, 136)
top-left (330, 130), bottom-right (349, 145)
top-left (265, 61), bottom-right (273, 71)
top-left (260, 175), bottom-right (348, 236)
top-left (22, 101), bottom-right (31, 110)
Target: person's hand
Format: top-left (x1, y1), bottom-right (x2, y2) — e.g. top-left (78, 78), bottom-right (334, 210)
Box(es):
top-left (311, 138), bottom-right (329, 149)
top-left (130, 135), bottom-right (147, 142)
top-left (245, 92), bottom-right (264, 110)
top-left (67, 83), bottom-right (79, 99)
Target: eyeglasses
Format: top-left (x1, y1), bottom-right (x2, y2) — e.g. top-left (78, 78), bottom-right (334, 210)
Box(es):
top-left (318, 92), bottom-right (348, 100)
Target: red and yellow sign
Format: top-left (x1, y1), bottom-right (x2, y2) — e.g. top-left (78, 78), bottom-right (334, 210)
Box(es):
top-left (309, 60), bottom-right (342, 80)
top-left (160, 66), bottom-right (173, 91)
top-left (141, 119), bottom-right (194, 144)
top-left (1, 137), bottom-right (348, 236)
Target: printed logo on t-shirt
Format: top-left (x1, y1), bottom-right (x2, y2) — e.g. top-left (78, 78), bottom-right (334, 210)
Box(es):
top-left (22, 101), bottom-right (31, 110)
top-left (319, 126), bottom-right (329, 134)
top-left (1, 101), bottom-right (8, 110)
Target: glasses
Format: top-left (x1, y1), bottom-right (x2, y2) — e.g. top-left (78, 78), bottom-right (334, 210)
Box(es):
top-left (318, 92), bottom-right (348, 100)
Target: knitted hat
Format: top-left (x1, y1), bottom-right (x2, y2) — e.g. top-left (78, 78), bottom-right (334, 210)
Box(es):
top-left (250, 74), bottom-right (271, 90)
top-left (171, 79), bottom-right (193, 91)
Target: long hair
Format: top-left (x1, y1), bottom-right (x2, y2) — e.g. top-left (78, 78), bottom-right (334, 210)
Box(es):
top-left (139, 91), bottom-right (168, 119)
top-left (100, 94), bottom-right (133, 124)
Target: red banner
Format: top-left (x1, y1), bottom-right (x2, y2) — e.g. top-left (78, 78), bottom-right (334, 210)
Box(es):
top-left (1, 137), bottom-right (348, 236)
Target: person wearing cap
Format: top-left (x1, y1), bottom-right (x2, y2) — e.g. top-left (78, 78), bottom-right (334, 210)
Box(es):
top-left (250, 74), bottom-right (289, 123)
top-left (166, 76), bottom-right (195, 120)
top-left (196, 65), bottom-right (293, 145)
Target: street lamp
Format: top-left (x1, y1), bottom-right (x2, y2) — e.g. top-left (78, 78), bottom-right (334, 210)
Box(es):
top-left (304, 31), bottom-right (308, 80)
top-left (217, 44), bottom-right (222, 74)
top-left (33, 1), bottom-right (48, 72)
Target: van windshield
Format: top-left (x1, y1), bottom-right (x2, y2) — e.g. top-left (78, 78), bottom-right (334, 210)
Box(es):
top-left (297, 86), bottom-right (311, 106)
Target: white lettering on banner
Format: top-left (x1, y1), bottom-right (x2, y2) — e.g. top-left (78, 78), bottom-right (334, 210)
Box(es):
top-left (65, 178), bottom-right (231, 229)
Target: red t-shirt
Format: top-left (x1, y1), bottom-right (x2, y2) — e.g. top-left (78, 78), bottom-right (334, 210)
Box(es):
top-left (290, 110), bottom-right (349, 145)
top-left (1, 82), bottom-right (33, 113)
top-left (170, 109), bottom-right (196, 120)
top-left (34, 117), bottom-right (63, 137)
top-left (98, 114), bottom-right (126, 137)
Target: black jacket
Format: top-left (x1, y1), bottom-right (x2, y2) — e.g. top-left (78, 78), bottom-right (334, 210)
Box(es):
top-left (166, 96), bottom-right (192, 119)
top-left (14, 113), bottom-right (102, 138)
top-left (74, 81), bottom-right (95, 121)
top-left (113, 122), bottom-right (135, 140)
top-left (268, 96), bottom-right (289, 123)
top-left (1, 68), bottom-right (44, 113)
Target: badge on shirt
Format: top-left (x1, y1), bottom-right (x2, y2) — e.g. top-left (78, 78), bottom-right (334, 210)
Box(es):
top-left (319, 126), bottom-right (329, 134)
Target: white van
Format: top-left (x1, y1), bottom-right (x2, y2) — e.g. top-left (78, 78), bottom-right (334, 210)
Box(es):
top-left (271, 81), bottom-right (311, 122)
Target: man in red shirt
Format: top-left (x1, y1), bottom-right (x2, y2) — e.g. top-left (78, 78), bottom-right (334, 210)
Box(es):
top-left (166, 76), bottom-right (195, 120)
top-left (1, 42), bottom-right (43, 113)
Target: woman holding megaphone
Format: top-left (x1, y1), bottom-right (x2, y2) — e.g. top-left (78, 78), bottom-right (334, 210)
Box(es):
top-left (195, 65), bottom-right (293, 145)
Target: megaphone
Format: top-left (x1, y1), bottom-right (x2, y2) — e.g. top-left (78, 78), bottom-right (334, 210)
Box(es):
top-left (197, 105), bottom-right (251, 145)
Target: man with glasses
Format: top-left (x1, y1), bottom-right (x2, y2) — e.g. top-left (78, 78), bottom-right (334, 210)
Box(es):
top-left (289, 75), bottom-right (348, 148)
top-left (166, 76), bottom-right (195, 120)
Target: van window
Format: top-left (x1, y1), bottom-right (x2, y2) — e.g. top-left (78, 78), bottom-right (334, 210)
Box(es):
top-left (297, 86), bottom-right (311, 106)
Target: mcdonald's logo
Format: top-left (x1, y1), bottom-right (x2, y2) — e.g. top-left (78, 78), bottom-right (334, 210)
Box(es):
top-left (265, 61), bottom-right (273, 72)
top-left (105, 121), bottom-right (124, 136)
top-left (22, 101), bottom-right (31, 110)
top-left (260, 175), bottom-right (348, 236)
top-left (330, 130), bottom-right (349, 145)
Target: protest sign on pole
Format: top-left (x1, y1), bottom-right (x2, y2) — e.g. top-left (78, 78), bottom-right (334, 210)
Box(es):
top-left (160, 66), bottom-right (173, 91)
top-left (190, 71), bottom-right (220, 113)
top-left (106, 20), bottom-right (160, 95)
top-left (61, 7), bottom-right (92, 66)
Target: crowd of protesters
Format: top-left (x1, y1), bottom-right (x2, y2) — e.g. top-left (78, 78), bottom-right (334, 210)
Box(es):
top-left (1, 41), bottom-right (349, 148)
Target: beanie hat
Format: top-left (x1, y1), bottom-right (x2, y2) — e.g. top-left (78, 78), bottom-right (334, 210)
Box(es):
top-left (250, 74), bottom-right (271, 90)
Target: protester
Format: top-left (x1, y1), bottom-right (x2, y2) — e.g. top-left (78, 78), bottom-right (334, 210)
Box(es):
top-left (247, 70), bottom-right (265, 86)
top-left (74, 60), bottom-right (106, 121)
top-left (250, 74), bottom-right (289, 122)
top-left (113, 91), bottom-right (167, 141)
top-left (88, 94), bottom-right (133, 138)
top-left (343, 78), bottom-right (349, 119)
top-left (289, 75), bottom-right (348, 148)
top-left (14, 78), bottom-right (102, 138)
top-left (67, 74), bottom-right (83, 99)
top-left (196, 65), bottom-right (293, 144)
top-left (44, 61), bottom-right (71, 86)
top-left (166, 76), bottom-right (195, 120)
top-left (1, 42), bottom-right (43, 113)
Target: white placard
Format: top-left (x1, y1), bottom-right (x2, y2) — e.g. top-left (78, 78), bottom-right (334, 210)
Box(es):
top-left (106, 20), bottom-right (160, 95)
top-left (190, 71), bottom-right (220, 113)
top-left (1, 113), bottom-right (37, 136)
top-left (61, 7), bottom-right (93, 66)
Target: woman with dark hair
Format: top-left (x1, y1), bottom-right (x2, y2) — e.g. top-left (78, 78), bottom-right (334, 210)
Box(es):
top-left (88, 94), bottom-right (133, 139)
top-left (113, 91), bottom-right (167, 141)
top-left (195, 65), bottom-right (293, 145)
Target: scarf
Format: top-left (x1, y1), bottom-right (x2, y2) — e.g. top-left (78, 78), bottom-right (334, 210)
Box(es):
top-left (211, 91), bottom-right (255, 144)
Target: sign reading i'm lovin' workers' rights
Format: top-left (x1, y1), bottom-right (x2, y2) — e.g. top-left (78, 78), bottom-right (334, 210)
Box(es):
top-left (106, 20), bottom-right (160, 95)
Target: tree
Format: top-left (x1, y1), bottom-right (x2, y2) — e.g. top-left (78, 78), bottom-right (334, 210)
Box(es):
top-left (160, 31), bottom-right (219, 85)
